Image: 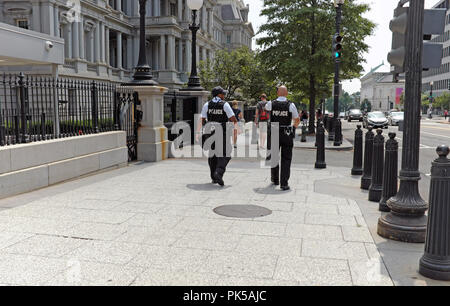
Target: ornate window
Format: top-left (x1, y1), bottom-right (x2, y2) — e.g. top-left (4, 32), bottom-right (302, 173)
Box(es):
top-left (15, 19), bottom-right (29, 29)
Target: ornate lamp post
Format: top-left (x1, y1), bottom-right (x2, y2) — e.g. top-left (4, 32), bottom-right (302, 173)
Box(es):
top-left (378, 0), bottom-right (427, 243)
top-left (128, 0), bottom-right (158, 86)
top-left (184, 0), bottom-right (204, 91)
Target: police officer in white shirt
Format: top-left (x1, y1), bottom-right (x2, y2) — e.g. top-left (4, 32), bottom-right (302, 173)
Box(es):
top-left (265, 86), bottom-right (300, 190)
top-left (196, 86), bottom-right (237, 186)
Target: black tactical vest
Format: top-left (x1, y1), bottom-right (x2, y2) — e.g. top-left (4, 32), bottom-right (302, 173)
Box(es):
top-left (207, 101), bottom-right (229, 123)
top-left (271, 100), bottom-right (292, 126)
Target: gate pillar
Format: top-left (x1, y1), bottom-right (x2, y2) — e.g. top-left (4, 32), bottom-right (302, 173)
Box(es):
top-left (126, 85), bottom-right (169, 162)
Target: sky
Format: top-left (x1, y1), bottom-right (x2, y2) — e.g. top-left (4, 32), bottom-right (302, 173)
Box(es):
top-left (244, 0), bottom-right (438, 94)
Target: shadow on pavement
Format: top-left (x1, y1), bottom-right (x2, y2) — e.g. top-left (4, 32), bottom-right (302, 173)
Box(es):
top-left (186, 183), bottom-right (231, 191)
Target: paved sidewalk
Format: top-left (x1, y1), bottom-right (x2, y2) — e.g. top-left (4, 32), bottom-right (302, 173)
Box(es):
top-left (0, 157), bottom-right (394, 286)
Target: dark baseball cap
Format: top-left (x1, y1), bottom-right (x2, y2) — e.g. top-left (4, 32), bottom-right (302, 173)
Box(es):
top-left (212, 86), bottom-right (228, 97)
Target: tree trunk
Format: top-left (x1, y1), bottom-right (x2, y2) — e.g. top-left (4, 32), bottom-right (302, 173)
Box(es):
top-left (308, 74), bottom-right (316, 134)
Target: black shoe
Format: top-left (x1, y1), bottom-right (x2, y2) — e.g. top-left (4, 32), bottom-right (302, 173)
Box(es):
top-left (213, 172), bottom-right (224, 186)
top-left (281, 185), bottom-right (290, 191)
top-left (271, 178), bottom-right (279, 186)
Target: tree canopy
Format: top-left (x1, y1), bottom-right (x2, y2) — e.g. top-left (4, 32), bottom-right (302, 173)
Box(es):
top-left (198, 47), bottom-right (276, 103)
top-left (257, 0), bottom-right (375, 132)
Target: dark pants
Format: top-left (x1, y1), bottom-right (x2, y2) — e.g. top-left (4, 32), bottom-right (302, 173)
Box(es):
top-left (206, 127), bottom-right (232, 180)
top-left (268, 126), bottom-right (294, 186)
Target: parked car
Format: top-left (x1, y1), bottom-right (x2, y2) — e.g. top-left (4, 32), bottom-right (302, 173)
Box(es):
top-left (388, 111), bottom-right (404, 126)
top-left (339, 112), bottom-right (346, 119)
top-left (346, 109), bottom-right (363, 122)
top-left (363, 111), bottom-right (389, 129)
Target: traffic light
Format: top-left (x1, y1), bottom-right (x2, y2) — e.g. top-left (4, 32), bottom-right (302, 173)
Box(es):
top-left (388, 6), bottom-right (446, 73)
top-left (332, 34), bottom-right (343, 62)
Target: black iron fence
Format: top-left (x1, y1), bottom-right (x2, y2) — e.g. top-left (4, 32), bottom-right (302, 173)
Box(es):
top-left (0, 73), bottom-right (119, 146)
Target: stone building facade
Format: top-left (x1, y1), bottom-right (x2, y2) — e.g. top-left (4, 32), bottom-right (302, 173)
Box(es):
top-left (360, 64), bottom-right (405, 112)
top-left (0, 0), bottom-right (254, 89)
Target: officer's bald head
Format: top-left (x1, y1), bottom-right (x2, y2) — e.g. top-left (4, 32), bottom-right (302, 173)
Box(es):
top-left (277, 86), bottom-right (288, 97)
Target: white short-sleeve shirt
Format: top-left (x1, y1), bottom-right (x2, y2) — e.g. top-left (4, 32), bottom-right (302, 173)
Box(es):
top-left (265, 97), bottom-right (299, 119)
top-left (201, 97), bottom-right (235, 119)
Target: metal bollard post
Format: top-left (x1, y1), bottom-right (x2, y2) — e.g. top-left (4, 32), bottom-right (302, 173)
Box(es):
top-left (419, 145), bottom-right (450, 280)
top-left (333, 118), bottom-right (342, 146)
top-left (351, 125), bottom-right (363, 175)
top-left (369, 129), bottom-right (385, 202)
top-left (379, 133), bottom-right (398, 212)
top-left (315, 121), bottom-right (326, 169)
top-left (301, 125), bottom-right (307, 143)
top-left (361, 127), bottom-right (374, 190)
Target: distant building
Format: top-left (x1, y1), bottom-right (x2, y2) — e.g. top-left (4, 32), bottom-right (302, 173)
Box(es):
top-left (360, 63), bottom-right (405, 112)
top-left (0, 0), bottom-right (254, 89)
top-left (422, 0), bottom-right (450, 96)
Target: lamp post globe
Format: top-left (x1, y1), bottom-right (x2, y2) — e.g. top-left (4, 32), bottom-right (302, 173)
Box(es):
top-left (187, 0), bottom-right (203, 10)
top-left (182, 0), bottom-right (204, 91)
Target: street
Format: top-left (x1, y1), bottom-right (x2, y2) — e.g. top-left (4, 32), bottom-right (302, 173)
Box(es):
top-left (290, 119), bottom-right (450, 201)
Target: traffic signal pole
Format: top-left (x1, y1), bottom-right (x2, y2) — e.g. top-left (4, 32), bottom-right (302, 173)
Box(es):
top-left (332, 3), bottom-right (343, 146)
top-left (378, 0), bottom-right (428, 243)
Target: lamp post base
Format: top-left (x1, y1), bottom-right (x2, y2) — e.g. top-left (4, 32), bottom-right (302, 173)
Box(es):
top-left (377, 212), bottom-right (427, 243)
top-left (182, 76), bottom-right (204, 91)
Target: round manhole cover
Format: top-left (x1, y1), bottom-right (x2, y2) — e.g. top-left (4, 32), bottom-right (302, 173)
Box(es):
top-left (213, 205), bottom-right (272, 218)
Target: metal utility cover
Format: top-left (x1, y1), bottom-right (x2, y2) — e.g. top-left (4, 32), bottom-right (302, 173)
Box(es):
top-left (213, 205), bottom-right (272, 218)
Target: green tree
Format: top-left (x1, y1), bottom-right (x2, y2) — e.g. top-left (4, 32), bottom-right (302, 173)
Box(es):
top-left (434, 92), bottom-right (450, 111)
top-left (198, 47), bottom-right (274, 103)
top-left (257, 0), bottom-right (375, 133)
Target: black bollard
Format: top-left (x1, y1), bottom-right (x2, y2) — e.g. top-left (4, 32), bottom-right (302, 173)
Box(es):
top-left (315, 121), bottom-right (326, 169)
top-left (379, 133), bottom-right (398, 212)
top-left (361, 127), bottom-right (374, 190)
top-left (369, 129), bottom-right (385, 202)
top-left (301, 125), bottom-right (307, 143)
top-left (419, 145), bottom-right (450, 281)
top-left (351, 125), bottom-right (363, 175)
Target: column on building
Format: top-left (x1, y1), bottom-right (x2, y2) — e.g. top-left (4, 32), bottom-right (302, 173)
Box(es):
top-left (126, 0), bottom-right (133, 15)
top-left (133, 34), bottom-right (139, 66)
top-left (117, 32), bottom-right (123, 69)
top-left (127, 35), bottom-right (133, 69)
top-left (133, 0), bottom-right (139, 16)
top-left (167, 35), bottom-right (175, 70)
top-left (184, 2), bottom-right (190, 21)
top-left (116, 0), bottom-right (122, 12)
top-left (177, 0), bottom-right (183, 21)
top-left (153, 38), bottom-right (159, 70)
top-left (41, 1), bottom-right (55, 36)
top-left (89, 24), bottom-right (95, 62)
top-left (160, 35), bottom-right (166, 70)
top-left (208, 9), bottom-right (213, 34)
top-left (100, 23), bottom-right (106, 63)
top-left (79, 17), bottom-right (85, 60)
top-left (201, 6), bottom-right (207, 32)
top-left (185, 39), bottom-right (191, 73)
top-left (105, 27), bottom-right (110, 66)
top-left (54, 5), bottom-right (60, 37)
top-left (177, 39), bottom-right (183, 72)
top-left (31, 0), bottom-right (41, 32)
top-left (72, 17), bottom-right (80, 59)
top-left (95, 22), bottom-right (101, 63)
top-left (65, 22), bottom-right (73, 59)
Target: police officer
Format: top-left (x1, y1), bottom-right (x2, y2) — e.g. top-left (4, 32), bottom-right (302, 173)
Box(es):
top-left (266, 85), bottom-right (300, 190)
top-left (196, 86), bottom-right (237, 186)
